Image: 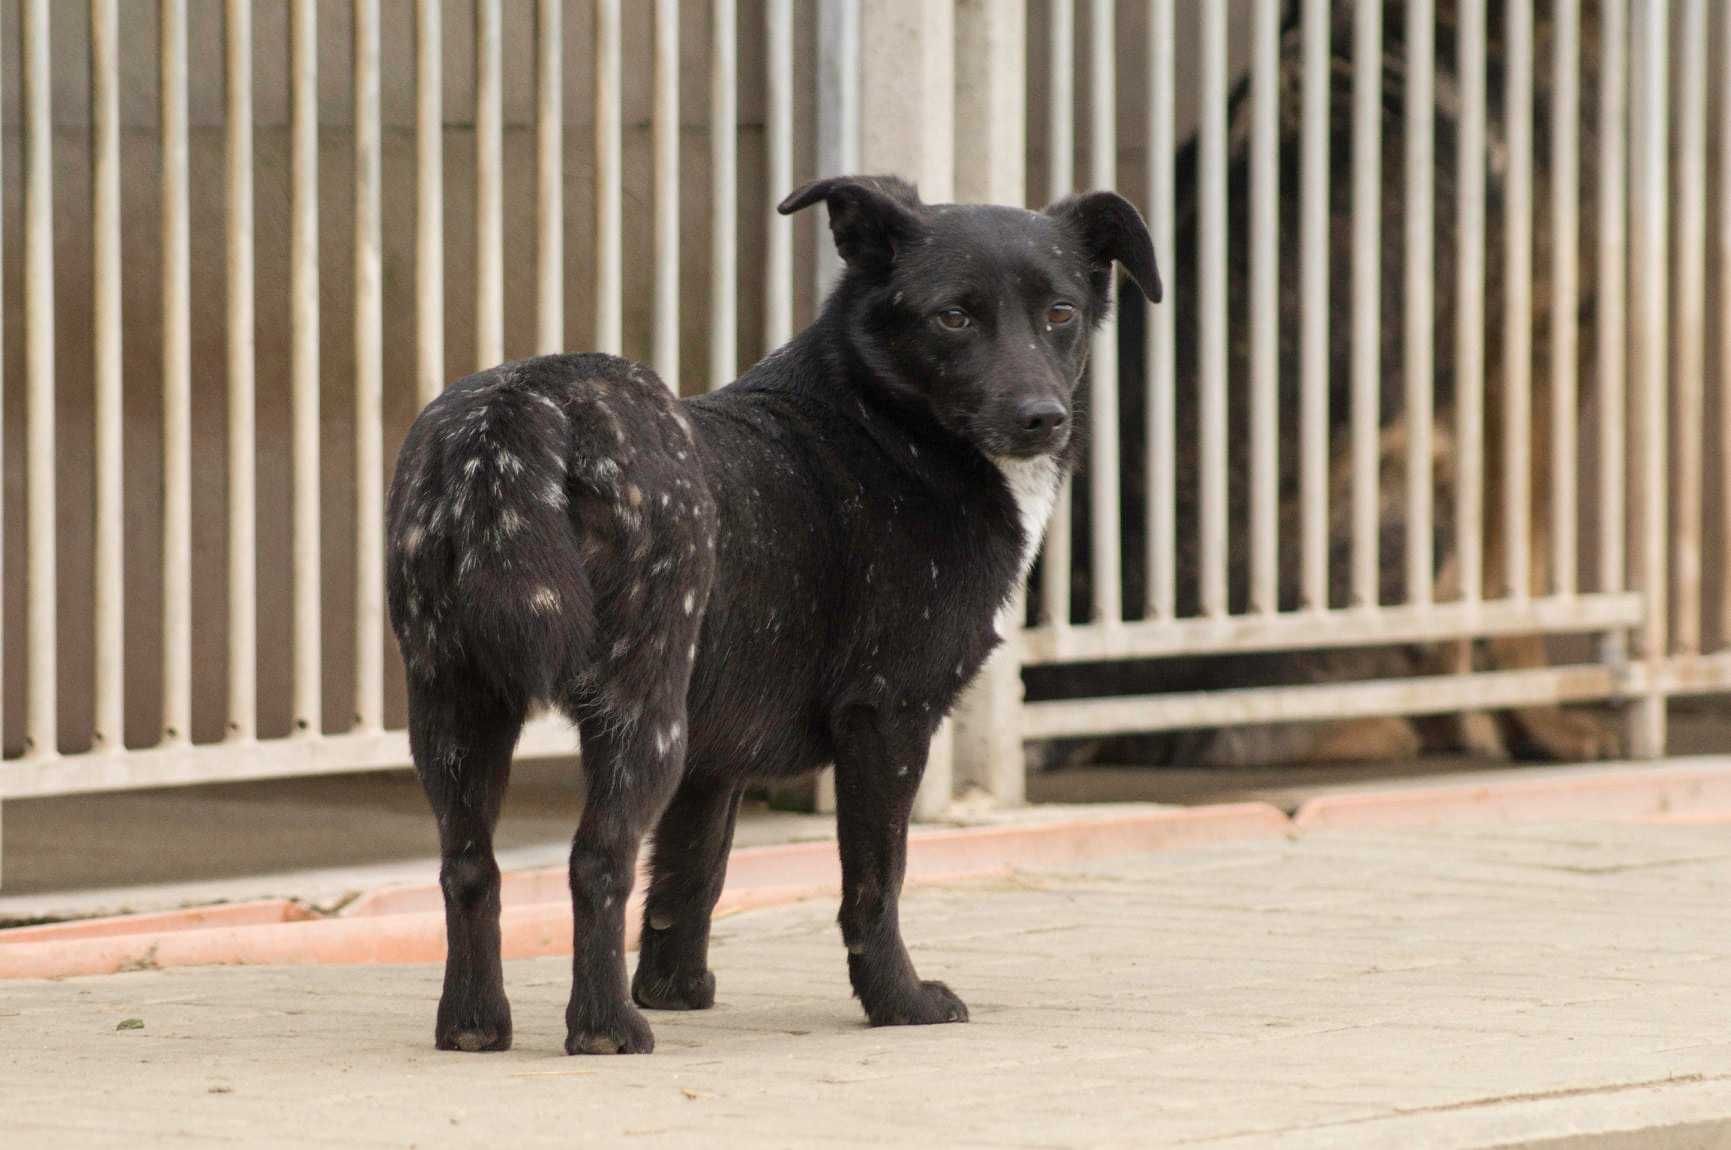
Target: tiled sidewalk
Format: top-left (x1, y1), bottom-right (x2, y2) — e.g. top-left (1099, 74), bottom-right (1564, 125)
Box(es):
top-left (9, 820), bottom-right (1731, 1147)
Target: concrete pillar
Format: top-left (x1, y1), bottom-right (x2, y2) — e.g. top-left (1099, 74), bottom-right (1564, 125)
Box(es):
top-left (950, 0), bottom-right (1029, 808)
top-left (855, 0), bottom-right (957, 820)
top-left (954, 0), bottom-right (1027, 206)
top-left (859, 0), bottom-right (955, 200)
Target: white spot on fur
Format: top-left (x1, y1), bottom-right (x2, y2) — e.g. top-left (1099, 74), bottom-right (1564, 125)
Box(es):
top-left (991, 454), bottom-right (1063, 584)
top-left (528, 585), bottom-right (560, 615)
top-left (400, 524), bottom-right (425, 556)
top-left (683, 591), bottom-right (695, 615)
top-left (500, 508), bottom-right (525, 536)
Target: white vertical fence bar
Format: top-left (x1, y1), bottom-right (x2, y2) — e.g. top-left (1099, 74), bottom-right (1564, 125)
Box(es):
top-left (1502, 0), bottom-right (1533, 601)
top-left (1457, 0), bottom-right (1486, 605)
top-left (1041, 0), bottom-right (1073, 627)
top-left (415, 0), bottom-right (444, 407)
top-left (1, 0), bottom-right (4, 866)
top-left (1350, 0), bottom-right (1381, 608)
top-left (1550, 0), bottom-right (1580, 598)
top-left (594, 0), bottom-right (622, 356)
top-left (1404, 0), bottom-right (1434, 606)
top-left (475, 0), bottom-right (504, 369)
top-left (1088, 0), bottom-right (1121, 625)
top-left (290, 0), bottom-right (321, 737)
top-left (1146, 0), bottom-right (1175, 620)
top-left (1672, 0), bottom-right (1705, 653)
top-left (1300, 0), bottom-right (1328, 611)
top-left (1248, 0), bottom-right (1278, 615)
top-left (1597, 0), bottom-right (1626, 611)
top-left (353, 0), bottom-right (384, 732)
top-left (224, 0), bottom-right (256, 740)
top-left (23, 0), bottom-right (54, 757)
top-left (709, 0), bottom-right (738, 389)
top-left (91, 0), bottom-right (124, 748)
top-left (765, 0), bottom-right (794, 351)
top-left (536, 0), bottom-right (563, 355)
top-left (1721, 0), bottom-right (1731, 642)
top-left (653, 0), bottom-right (680, 386)
top-left (1629, 0), bottom-right (1669, 756)
top-left (160, 0), bottom-right (192, 744)
top-left (1198, 0), bottom-right (1227, 618)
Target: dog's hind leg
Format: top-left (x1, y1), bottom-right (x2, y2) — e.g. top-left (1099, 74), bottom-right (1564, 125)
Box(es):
top-left (832, 705), bottom-right (969, 1028)
top-left (407, 679), bottom-right (523, 1053)
top-left (633, 778), bottom-right (742, 1011)
top-left (563, 706), bottom-right (687, 1055)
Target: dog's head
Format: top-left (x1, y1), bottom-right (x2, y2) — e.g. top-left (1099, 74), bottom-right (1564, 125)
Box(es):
top-left (779, 175), bottom-right (1161, 460)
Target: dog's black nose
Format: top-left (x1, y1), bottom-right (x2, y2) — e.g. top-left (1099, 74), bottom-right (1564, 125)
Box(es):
top-left (1017, 398), bottom-right (1068, 437)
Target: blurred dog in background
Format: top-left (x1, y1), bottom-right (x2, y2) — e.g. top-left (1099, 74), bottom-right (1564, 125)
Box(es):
top-left (1031, 0), bottom-right (1622, 771)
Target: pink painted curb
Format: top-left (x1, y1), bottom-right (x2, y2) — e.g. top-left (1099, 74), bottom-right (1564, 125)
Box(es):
top-left (1293, 763), bottom-right (1731, 830)
top-left (0, 900), bottom-right (313, 945)
top-left (0, 803), bottom-right (1288, 981)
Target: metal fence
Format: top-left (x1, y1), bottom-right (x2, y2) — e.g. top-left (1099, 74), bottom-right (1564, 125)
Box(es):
top-left (0, 1), bottom-right (1720, 819)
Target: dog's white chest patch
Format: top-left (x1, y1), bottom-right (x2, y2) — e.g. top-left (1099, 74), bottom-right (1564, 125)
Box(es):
top-left (991, 454), bottom-right (1063, 584)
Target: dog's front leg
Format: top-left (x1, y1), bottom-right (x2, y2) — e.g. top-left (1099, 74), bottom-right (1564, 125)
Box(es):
top-left (831, 704), bottom-right (968, 1027)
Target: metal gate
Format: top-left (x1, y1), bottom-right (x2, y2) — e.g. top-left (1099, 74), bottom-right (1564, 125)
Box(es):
top-left (0, 1), bottom-right (1719, 817)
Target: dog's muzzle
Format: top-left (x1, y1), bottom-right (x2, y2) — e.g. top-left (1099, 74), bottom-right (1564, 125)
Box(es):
top-left (1002, 397), bottom-right (1070, 457)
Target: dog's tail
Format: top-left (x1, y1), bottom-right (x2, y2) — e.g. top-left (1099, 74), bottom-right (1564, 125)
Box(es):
top-left (387, 373), bottom-right (592, 710)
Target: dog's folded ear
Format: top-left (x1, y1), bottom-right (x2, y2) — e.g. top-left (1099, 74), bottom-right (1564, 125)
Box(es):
top-left (1045, 191), bottom-right (1163, 304)
top-left (778, 175), bottom-right (925, 273)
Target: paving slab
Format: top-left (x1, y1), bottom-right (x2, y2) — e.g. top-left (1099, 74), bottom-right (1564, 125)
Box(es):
top-left (10, 821), bottom-right (1731, 1148)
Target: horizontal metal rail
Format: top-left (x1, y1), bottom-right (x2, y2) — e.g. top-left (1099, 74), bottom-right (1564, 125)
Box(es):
top-left (1023, 665), bottom-right (1620, 742)
top-left (1023, 594), bottom-right (1644, 665)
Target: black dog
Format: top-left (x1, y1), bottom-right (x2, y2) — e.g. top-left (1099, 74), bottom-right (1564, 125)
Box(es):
top-left (385, 175), bottom-right (1160, 1055)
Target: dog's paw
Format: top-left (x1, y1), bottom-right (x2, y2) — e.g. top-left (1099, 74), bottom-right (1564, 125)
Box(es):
top-left (1505, 706), bottom-right (1622, 762)
top-left (632, 965), bottom-right (717, 1012)
top-left (565, 1002), bottom-right (656, 1055)
top-left (435, 996), bottom-right (513, 1053)
top-left (866, 980), bottom-right (970, 1027)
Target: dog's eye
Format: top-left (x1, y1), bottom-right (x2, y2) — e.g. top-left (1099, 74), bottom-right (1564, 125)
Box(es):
top-left (1047, 302), bottom-right (1077, 327)
top-left (936, 308), bottom-right (972, 331)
